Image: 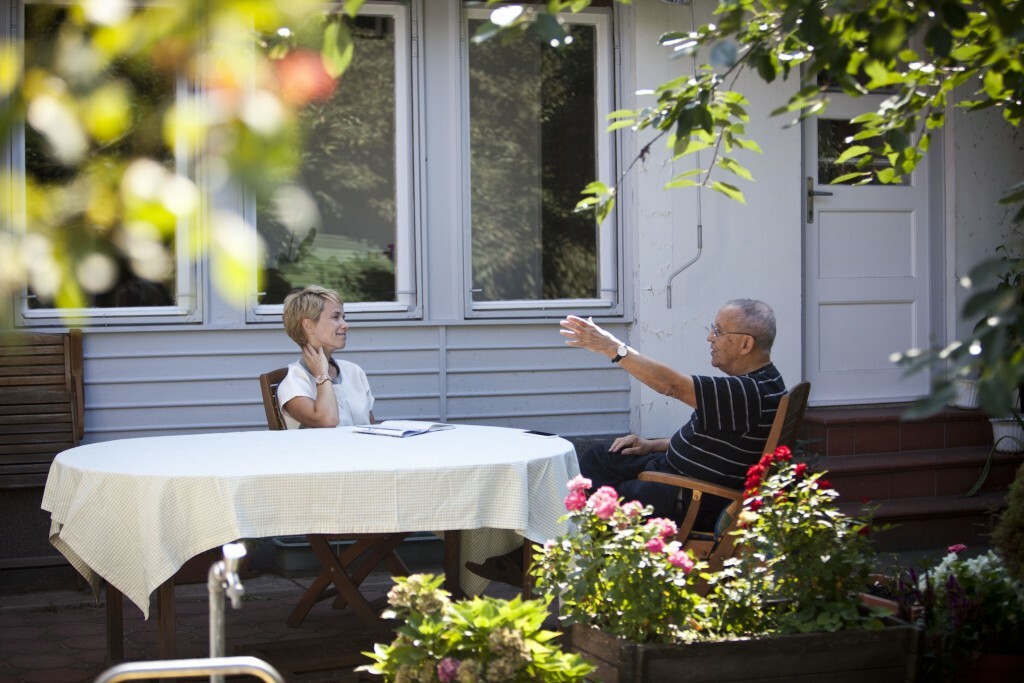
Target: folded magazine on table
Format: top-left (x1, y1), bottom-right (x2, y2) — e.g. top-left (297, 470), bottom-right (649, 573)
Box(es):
top-left (353, 420), bottom-right (455, 437)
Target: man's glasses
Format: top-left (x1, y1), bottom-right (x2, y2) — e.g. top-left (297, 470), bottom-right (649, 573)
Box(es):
top-left (707, 322), bottom-right (753, 339)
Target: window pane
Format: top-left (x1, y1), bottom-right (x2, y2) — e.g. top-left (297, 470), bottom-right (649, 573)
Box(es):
top-left (468, 19), bottom-right (599, 302)
top-left (818, 118), bottom-right (905, 186)
top-left (23, 4), bottom-right (178, 309)
top-left (258, 14), bottom-right (399, 306)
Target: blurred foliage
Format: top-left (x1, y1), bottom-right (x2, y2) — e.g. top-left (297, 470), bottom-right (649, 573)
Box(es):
top-left (0, 0), bottom-right (366, 323)
top-left (896, 242), bottom-right (1024, 419)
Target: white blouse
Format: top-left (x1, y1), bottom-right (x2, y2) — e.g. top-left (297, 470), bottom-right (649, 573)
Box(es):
top-left (276, 357), bottom-right (375, 429)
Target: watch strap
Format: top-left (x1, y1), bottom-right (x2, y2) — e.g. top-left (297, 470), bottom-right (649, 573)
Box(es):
top-left (611, 345), bottom-right (628, 364)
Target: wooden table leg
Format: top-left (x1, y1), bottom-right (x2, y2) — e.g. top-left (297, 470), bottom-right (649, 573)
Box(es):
top-left (104, 581), bottom-right (124, 663)
top-left (443, 530), bottom-right (463, 599)
top-left (156, 579), bottom-right (176, 660)
top-left (522, 541), bottom-right (537, 599)
top-left (305, 535), bottom-right (381, 628)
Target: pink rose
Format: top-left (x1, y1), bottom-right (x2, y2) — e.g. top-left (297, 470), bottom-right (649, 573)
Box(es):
top-left (646, 537), bottom-right (665, 554)
top-left (645, 518), bottom-right (678, 541)
top-left (668, 551), bottom-right (694, 573)
top-left (622, 501), bottom-right (645, 518)
top-left (564, 490), bottom-right (587, 511)
top-left (567, 474), bottom-right (592, 493)
top-left (948, 543), bottom-right (967, 554)
top-left (588, 486), bottom-right (620, 519)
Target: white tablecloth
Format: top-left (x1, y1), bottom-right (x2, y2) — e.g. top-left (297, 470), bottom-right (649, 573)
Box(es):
top-left (41, 425), bottom-right (580, 617)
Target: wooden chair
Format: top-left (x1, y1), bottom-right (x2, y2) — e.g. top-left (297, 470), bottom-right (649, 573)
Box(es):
top-left (0, 330), bottom-right (84, 488)
top-left (258, 368), bottom-right (411, 629)
top-left (638, 381), bottom-right (811, 580)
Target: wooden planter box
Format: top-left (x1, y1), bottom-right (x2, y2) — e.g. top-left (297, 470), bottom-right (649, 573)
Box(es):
top-left (568, 620), bottom-right (921, 683)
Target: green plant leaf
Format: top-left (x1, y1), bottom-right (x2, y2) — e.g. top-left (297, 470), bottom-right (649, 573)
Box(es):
top-left (322, 20), bottom-right (353, 78)
top-left (711, 180), bottom-right (746, 203)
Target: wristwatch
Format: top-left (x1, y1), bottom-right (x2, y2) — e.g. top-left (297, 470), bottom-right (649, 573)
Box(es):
top-left (315, 373), bottom-right (330, 386)
top-left (611, 344), bottom-right (629, 364)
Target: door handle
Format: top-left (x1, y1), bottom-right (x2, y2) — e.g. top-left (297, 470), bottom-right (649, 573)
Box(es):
top-left (806, 176), bottom-right (833, 223)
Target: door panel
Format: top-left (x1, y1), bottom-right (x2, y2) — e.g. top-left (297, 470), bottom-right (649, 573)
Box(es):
top-left (804, 95), bottom-right (931, 405)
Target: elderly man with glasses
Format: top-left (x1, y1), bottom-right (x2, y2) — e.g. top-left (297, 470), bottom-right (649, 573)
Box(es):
top-left (466, 299), bottom-right (787, 587)
top-left (563, 298), bottom-right (786, 524)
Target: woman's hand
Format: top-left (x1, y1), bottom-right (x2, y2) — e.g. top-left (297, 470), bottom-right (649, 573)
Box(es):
top-left (609, 434), bottom-right (658, 456)
top-left (302, 343), bottom-right (329, 377)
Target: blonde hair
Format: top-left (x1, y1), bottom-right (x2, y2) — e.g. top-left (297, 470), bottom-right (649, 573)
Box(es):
top-left (282, 286), bottom-right (343, 347)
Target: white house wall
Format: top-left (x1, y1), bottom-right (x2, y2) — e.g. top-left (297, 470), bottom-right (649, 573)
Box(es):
top-left (950, 103), bottom-right (1024, 343)
top-left (625, 0), bottom-right (803, 438)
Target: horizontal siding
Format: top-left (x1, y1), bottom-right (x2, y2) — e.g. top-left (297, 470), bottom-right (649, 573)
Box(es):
top-left (78, 324), bottom-right (630, 444)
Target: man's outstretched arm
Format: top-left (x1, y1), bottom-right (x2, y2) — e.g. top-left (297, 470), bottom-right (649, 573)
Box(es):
top-left (560, 315), bottom-right (697, 409)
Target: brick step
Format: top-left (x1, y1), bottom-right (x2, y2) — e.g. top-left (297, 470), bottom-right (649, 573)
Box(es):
top-left (801, 405), bottom-right (993, 457)
top-left (814, 447), bottom-right (1024, 503)
top-left (839, 491), bottom-right (1008, 552)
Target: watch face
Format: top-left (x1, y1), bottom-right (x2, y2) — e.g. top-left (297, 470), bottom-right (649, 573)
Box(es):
top-left (617, 345), bottom-right (628, 356)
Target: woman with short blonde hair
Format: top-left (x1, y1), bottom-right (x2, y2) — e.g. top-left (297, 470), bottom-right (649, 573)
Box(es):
top-left (276, 285), bottom-right (375, 429)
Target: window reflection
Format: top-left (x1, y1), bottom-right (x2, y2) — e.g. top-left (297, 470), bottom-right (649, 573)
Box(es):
top-left (467, 19), bottom-right (599, 302)
top-left (258, 13), bottom-right (399, 306)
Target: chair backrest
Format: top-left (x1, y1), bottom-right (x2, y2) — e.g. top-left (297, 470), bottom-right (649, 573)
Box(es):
top-left (0, 330), bottom-right (84, 440)
top-left (259, 368), bottom-right (290, 431)
top-left (709, 381), bottom-right (812, 568)
top-left (0, 330), bottom-right (84, 488)
top-left (763, 381), bottom-right (811, 454)
top-left (0, 389), bottom-right (79, 488)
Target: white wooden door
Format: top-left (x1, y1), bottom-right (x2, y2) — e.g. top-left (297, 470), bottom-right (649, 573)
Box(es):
top-left (803, 94), bottom-right (931, 405)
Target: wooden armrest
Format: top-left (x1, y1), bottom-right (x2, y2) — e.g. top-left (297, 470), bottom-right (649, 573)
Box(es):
top-left (637, 470), bottom-right (743, 502)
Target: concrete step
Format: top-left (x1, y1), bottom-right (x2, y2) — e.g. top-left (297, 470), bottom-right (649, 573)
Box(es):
top-left (801, 405), bottom-right (993, 457)
top-left (839, 491), bottom-right (1008, 552)
top-left (814, 447), bottom-right (1023, 502)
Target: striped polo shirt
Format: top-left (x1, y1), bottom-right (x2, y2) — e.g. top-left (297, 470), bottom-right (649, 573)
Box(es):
top-left (665, 363), bottom-right (787, 490)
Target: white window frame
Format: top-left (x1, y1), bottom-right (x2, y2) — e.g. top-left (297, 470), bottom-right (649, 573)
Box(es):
top-left (10, 0), bottom-right (202, 327)
top-left (462, 6), bottom-right (619, 319)
top-left (246, 1), bottom-right (419, 323)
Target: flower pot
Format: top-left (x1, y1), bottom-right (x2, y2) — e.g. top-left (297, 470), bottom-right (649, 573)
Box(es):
top-left (568, 621), bottom-right (921, 683)
top-left (951, 378), bottom-right (981, 409)
top-left (989, 417), bottom-right (1024, 453)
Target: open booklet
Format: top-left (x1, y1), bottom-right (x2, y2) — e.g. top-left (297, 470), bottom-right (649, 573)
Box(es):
top-left (352, 420), bottom-right (456, 438)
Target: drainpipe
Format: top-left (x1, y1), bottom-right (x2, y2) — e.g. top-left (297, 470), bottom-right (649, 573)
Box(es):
top-left (663, 0), bottom-right (703, 309)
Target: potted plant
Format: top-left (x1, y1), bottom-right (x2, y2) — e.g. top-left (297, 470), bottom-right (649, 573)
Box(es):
top-left (532, 448), bottom-right (921, 682)
top-left (859, 568), bottom-right (923, 622)
top-left (950, 371), bottom-right (981, 410)
top-left (358, 573), bottom-right (595, 682)
top-left (908, 544), bottom-right (1024, 682)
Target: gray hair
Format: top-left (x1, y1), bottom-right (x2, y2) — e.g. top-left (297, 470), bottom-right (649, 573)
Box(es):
top-left (725, 299), bottom-right (776, 352)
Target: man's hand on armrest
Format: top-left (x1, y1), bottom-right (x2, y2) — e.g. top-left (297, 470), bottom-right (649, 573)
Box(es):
top-left (609, 434), bottom-right (669, 456)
